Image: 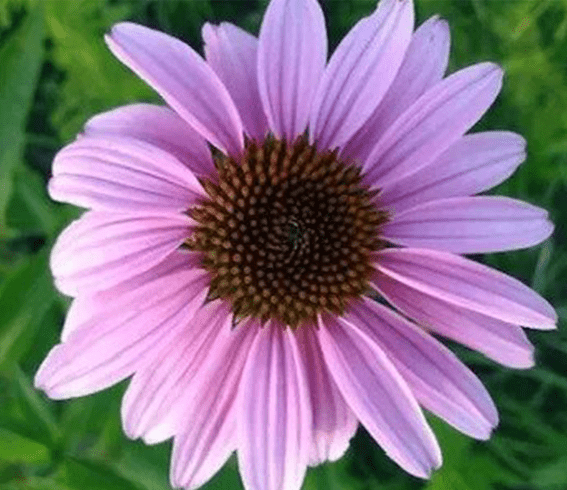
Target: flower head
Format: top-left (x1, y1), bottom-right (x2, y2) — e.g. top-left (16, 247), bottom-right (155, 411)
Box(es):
top-left (36, 0), bottom-right (557, 489)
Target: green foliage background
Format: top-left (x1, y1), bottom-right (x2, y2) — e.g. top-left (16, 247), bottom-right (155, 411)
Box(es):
top-left (0, 0), bottom-right (566, 489)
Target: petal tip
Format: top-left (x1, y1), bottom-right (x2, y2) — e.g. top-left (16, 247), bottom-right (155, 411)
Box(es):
top-left (429, 15), bottom-right (449, 32)
top-left (109, 21), bottom-right (138, 36)
top-left (33, 373), bottom-right (64, 401)
top-left (521, 354), bottom-right (536, 369)
top-left (201, 22), bottom-right (217, 43)
top-left (106, 22), bottom-right (134, 44)
top-left (33, 369), bottom-right (46, 392)
top-left (46, 178), bottom-right (59, 202)
top-left (488, 62), bottom-right (504, 80)
top-left (416, 449), bottom-right (443, 479)
top-left (104, 31), bottom-right (117, 51)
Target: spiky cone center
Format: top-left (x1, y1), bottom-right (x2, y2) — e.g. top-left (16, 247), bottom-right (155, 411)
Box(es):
top-left (187, 137), bottom-right (388, 328)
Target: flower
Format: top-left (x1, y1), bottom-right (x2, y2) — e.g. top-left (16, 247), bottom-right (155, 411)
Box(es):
top-left (35, 0), bottom-right (557, 489)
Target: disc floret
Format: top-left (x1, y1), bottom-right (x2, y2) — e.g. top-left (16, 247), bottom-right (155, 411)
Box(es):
top-left (189, 137), bottom-right (388, 328)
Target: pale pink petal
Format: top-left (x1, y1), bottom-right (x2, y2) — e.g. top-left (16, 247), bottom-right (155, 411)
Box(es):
top-left (382, 196), bottom-right (553, 254)
top-left (373, 272), bottom-right (535, 368)
top-left (173, 416), bottom-right (234, 490)
top-left (49, 136), bottom-right (205, 212)
top-left (258, 0), bottom-right (326, 141)
top-left (342, 15), bottom-right (450, 163)
top-left (60, 251), bottom-right (201, 342)
top-left (203, 23), bottom-right (269, 141)
top-left (105, 22), bottom-right (244, 155)
top-left (363, 63), bottom-right (503, 188)
top-left (309, 0), bottom-right (414, 151)
top-left (84, 104), bottom-right (215, 176)
top-left (295, 327), bottom-right (358, 466)
top-left (121, 300), bottom-right (232, 444)
top-left (50, 211), bottom-right (193, 296)
top-left (34, 266), bottom-right (209, 399)
top-left (373, 248), bottom-right (557, 329)
top-left (170, 320), bottom-right (257, 489)
top-left (317, 314), bottom-right (441, 478)
top-left (379, 132), bottom-right (526, 213)
top-left (346, 299), bottom-right (498, 439)
top-left (238, 324), bottom-right (311, 490)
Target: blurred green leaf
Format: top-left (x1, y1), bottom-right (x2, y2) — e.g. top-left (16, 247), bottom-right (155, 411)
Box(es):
top-left (59, 384), bottom-right (124, 456)
top-left (425, 418), bottom-right (519, 490)
top-left (7, 166), bottom-right (61, 237)
top-left (0, 0), bottom-right (34, 27)
top-left (64, 457), bottom-right (143, 490)
top-left (531, 457), bottom-right (567, 490)
top-left (116, 439), bottom-right (244, 490)
top-left (0, 4), bottom-right (44, 235)
top-left (44, 0), bottom-right (155, 141)
top-left (0, 427), bottom-right (49, 464)
top-left (0, 476), bottom-right (72, 490)
top-left (11, 366), bottom-right (59, 447)
top-left (0, 251), bottom-right (56, 369)
top-left (199, 456), bottom-right (242, 490)
top-left (116, 443), bottom-right (172, 490)
top-left (303, 458), bottom-right (365, 490)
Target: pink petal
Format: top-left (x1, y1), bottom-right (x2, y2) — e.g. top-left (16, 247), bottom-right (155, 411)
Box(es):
top-left (238, 324), bottom-right (311, 490)
top-left (170, 320), bottom-right (257, 489)
top-left (373, 272), bottom-right (535, 368)
top-left (378, 131), bottom-right (527, 213)
top-left (373, 248), bottom-right (557, 329)
top-left (317, 314), bottom-right (441, 478)
top-left (203, 23), bottom-right (269, 141)
top-left (309, 0), bottom-right (414, 151)
top-left (382, 196), bottom-right (553, 254)
top-left (121, 300), bottom-right (232, 444)
top-left (346, 299), bottom-right (498, 439)
top-left (363, 63), bottom-right (503, 188)
top-left (258, 0), bottom-right (326, 141)
top-left (84, 104), bottom-right (215, 177)
top-left (60, 251), bottom-right (202, 342)
top-left (50, 211), bottom-right (193, 296)
top-left (49, 135), bottom-right (205, 212)
top-left (342, 15), bottom-right (450, 163)
top-left (295, 327), bottom-right (358, 465)
top-left (105, 22), bottom-right (244, 156)
top-left (34, 265), bottom-right (209, 399)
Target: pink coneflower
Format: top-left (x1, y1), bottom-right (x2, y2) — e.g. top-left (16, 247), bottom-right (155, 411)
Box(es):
top-left (35, 0), bottom-right (557, 489)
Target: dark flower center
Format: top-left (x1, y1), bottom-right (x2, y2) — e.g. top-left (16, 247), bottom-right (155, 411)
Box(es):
top-left (188, 137), bottom-right (388, 328)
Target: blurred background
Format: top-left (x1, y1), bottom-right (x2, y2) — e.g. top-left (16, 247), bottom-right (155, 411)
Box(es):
top-left (0, 0), bottom-right (566, 489)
